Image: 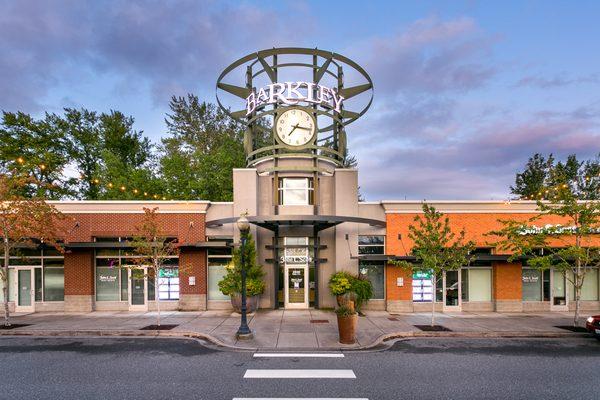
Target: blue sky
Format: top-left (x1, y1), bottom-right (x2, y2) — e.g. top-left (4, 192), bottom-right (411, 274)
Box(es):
top-left (1, 0), bottom-right (599, 200)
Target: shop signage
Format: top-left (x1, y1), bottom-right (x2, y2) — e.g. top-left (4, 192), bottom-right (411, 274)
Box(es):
top-left (518, 224), bottom-right (600, 235)
top-left (522, 274), bottom-right (539, 283)
top-left (246, 82), bottom-right (344, 115)
top-left (281, 255), bottom-right (311, 264)
top-left (98, 274), bottom-right (117, 283)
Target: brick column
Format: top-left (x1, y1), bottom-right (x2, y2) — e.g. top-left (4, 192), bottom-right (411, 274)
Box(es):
top-left (179, 249), bottom-right (206, 310)
top-left (493, 261), bottom-right (523, 312)
top-left (386, 265), bottom-right (414, 313)
top-left (63, 250), bottom-right (94, 312)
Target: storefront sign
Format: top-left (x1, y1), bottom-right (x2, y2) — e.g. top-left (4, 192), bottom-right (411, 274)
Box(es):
top-left (98, 274), bottom-right (117, 283)
top-left (246, 82), bottom-right (344, 115)
top-left (519, 224), bottom-right (600, 235)
top-left (281, 255), bottom-right (311, 264)
top-left (522, 274), bottom-right (539, 283)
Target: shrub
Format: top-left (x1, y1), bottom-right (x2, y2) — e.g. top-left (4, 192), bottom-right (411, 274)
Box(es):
top-left (351, 275), bottom-right (373, 313)
top-left (218, 233), bottom-right (265, 296)
top-left (328, 271), bottom-right (354, 296)
top-left (335, 304), bottom-right (357, 317)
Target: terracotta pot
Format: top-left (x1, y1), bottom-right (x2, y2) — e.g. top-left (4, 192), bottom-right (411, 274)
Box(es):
top-left (230, 294), bottom-right (260, 313)
top-left (337, 313), bottom-right (358, 344)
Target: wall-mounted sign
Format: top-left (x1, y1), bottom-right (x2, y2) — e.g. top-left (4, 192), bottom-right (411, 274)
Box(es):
top-left (522, 274), bottom-right (539, 283)
top-left (246, 82), bottom-right (344, 115)
top-left (280, 255), bottom-right (311, 264)
top-left (518, 224), bottom-right (600, 235)
top-left (98, 274), bottom-right (117, 283)
top-left (188, 276), bottom-right (196, 286)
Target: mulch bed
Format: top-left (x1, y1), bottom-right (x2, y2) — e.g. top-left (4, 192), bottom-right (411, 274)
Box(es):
top-left (414, 324), bottom-right (452, 332)
top-left (388, 317), bottom-right (400, 321)
top-left (554, 325), bottom-right (589, 333)
top-left (140, 324), bottom-right (178, 331)
top-left (0, 324), bottom-right (31, 330)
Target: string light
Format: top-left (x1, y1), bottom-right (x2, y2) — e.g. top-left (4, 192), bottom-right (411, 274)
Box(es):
top-left (119, 185), bottom-right (126, 191)
top-left (16, 157), bottom-right (24, 164)
top-left (39, 164), bottom-right (46, 170)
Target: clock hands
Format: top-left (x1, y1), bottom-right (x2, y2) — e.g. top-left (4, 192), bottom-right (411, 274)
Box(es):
top-left (288, 124), bottom-right (311, 136)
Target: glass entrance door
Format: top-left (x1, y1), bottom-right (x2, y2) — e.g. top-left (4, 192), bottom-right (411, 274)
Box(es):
top-left (16, 268), bottom-right (35, 312)
top-left (551, 269), bottom-right (568, 311)
top-left (285, 266), bottom-right (308, 309)
top-left (443, 270), bottom-right (461, 311)
top-left (129, 268), bottom-right (148, 311)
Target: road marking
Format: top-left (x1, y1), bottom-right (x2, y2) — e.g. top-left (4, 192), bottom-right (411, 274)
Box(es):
top-left (253, 353), bottom-right (344, 358)
top-left (243, 369), bottom-right (356, 379)
top-left (233, 398), bottom-right (367, 400)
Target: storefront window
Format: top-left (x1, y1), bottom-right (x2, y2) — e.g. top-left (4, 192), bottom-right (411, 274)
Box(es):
top-left (208, 244), bottom-right (233, 301)
top-left (466, 268), bottom-right (492, 302)
top-left (568, 269), bottom-right (599, 301)
top-left (278, 178), bottom-right (314, 205)
top-left (358, 236), bottom-right (385, 300)
top-left (412, 271), bottom-right (433, 302)
top-left (96, 265), bottom-right (120, 301)
top-left (158, 267), bottom-right (179, 300)
top-left (522, 269), bottom-right (542, 301)
top-left (43, 267), bottom-right (64, 301)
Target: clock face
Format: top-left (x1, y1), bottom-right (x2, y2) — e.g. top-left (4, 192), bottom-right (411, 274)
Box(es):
top-left (275, 108), bottom-right (316, 147)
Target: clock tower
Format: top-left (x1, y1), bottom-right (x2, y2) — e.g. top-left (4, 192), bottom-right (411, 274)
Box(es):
top-left (212, 48), bottom-right (382, 309)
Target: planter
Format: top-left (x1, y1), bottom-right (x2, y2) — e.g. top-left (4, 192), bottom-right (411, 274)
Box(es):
top-left (336, 293), bottom-right (356, 308)
top-left (230, 293), bottom-right (260, 314)
top-left (337, 313), bottom-right (358, 344)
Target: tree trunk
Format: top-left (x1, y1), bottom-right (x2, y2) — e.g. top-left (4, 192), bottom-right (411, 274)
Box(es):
top-left (574, 261), bottom-right (581, 328)
top-left (3, 241), bottom-right (10, 327)
top-left (155, 265), bottom-right (161, 327)
top-left (431, 274), bottom-right (436, 327)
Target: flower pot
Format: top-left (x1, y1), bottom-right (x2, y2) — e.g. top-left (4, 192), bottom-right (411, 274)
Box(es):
top-left (337, 313), bottom-right (358, 344)
top-left (230, 293), bottom-right (260, 313)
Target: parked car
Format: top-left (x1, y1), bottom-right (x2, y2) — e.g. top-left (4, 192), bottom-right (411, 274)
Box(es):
top-left (586, 315), bottom-right (600, 340)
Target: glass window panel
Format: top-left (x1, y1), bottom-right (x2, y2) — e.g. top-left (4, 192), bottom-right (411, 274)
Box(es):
top-left (468, 269), bottom-right (492, 302)
top-left (412, 271), bottom-right (433, 302)
top-left (96, 267), bottom-right (119, 301)
top-left (522, 269), bottom-right (542, 301)
top-left (569, 269), bottom-right (599, 301)
top-left (96, 258), bottom-right (119, 268)
top-left (120, 268), bottom-right (128, 301)
top-left (43, 259), bottom-right (64, 268)
top-left (43, 268), bottom-right (64, 301)
top-left (208, 262), bottom-right (229, 300)
top-left (284, 178), bottom-right (308, 189)
top-left (8, 269), bottom-right (16, 302)
top-left (148, 270), bottom-right (155, 301)
top-left (43, 248), bottom-right (62, 257)
top-left (95, 249), bottom-right (120, 257)
top-left (358, 246), bottom-right (384, 255)
top-left (461, 269), bottom-right (468, 301)
top-left (359, 262), bottom-right (384, 299)
top-left (284, 189), bottom-right (308, 205)
top-left (35, 268), bottom-right (43, 302)
top-left (358, 236), bottom-right (384, 245)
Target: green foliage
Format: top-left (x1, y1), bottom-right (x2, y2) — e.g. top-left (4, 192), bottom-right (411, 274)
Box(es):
top-left (391, 203), bottom-right (475, 276)
top-left (159, 95), bottom-right (246, 201)
top-left (335, 304), bottom-right (357, 317)
top-left (511, 153), bottom-right (600, 200)
top-left (328, 271), bottom-right (354, 296)
top-left (351, 275), bottom-right (373, 312)
top-left (218, 233), bottom-right (266, 296)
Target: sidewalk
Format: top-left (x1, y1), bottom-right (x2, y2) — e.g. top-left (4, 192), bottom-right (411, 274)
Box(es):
top-left (1, 309), bottom-right (593, 350)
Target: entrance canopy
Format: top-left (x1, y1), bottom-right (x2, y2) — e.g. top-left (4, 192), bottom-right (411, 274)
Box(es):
top-left (206, 215), bottom-right (385, 232)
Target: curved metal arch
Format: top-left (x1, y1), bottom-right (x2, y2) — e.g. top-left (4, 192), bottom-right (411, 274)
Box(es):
top-left (216, 47), bottom-right (374, 127)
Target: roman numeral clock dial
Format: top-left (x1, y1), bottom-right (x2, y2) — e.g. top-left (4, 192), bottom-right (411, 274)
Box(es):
top-left (275, 108), bottom-right (316, 147)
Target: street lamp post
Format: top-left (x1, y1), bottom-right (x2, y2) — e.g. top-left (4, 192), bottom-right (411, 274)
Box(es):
top-left (236, 214), bottom-right (253, 339)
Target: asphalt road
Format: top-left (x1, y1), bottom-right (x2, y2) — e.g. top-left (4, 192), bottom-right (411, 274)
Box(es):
top-left (0, 336), bottom-right (599, 400)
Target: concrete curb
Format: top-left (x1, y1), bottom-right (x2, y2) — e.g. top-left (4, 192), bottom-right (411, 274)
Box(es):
top-left (358, 330), bottom-right (593, 351)
top-left (1, 328), bottom-right (592, 352)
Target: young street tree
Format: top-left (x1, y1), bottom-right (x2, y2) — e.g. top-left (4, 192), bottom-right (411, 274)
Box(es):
top-left (490, 190), bottom-right (600, 327)
top-left (126, 207), bottom-right (179, 328)
top-left (0, 172), bottom-right (66, 326)
top-left (391, 203), bottom-right (474, 326)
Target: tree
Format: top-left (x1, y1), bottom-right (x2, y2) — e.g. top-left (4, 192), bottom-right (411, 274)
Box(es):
top-left (490, 193), bottom-right (600, 327)
top-left (0, 172), bottom-right (67, 326)
top-left (218, 232), bottom-right (265, 298)
top-left (511, 153), bottom-right (600, 200)
top-left (159, 95), bottom-right (247, 201)
top-left (126, 207), bottom-right (178, 327)
top-left (391, 203), bottom-right (474, 326)
top-left (0, 111), bottom-right (72, 199)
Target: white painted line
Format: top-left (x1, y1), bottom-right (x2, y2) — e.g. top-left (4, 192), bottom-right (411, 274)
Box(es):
top-left (243, 369), bottom-right (356, 379)
top-left (233, 398), bottom-right (368, 400)
top-left (253, 353), bottom-right (344, 358)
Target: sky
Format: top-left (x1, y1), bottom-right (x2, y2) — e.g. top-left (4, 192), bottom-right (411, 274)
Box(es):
top-left (1, 0), bottom-right (599, 201)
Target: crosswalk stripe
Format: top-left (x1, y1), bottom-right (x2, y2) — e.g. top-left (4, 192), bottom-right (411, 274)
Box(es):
top-left (253, 353), bottom-right (344, 358)
top-left (233, 398), bottom-right (368, 400)
top-left (244, 369), bottom-right (356, 379)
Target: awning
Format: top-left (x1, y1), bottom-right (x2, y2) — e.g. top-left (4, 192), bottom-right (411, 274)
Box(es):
top-left (353, 254), bottom-right (514, 262)
top-left (206, 214), bottom-right (386, 232)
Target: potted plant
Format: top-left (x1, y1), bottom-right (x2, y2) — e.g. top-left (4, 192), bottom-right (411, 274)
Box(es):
top-left (335, 304), bottom-right (358, 344)
top-left (218, 233), bottom-right (265, 313)
top-left (328, 271), bottom-right (354, 307)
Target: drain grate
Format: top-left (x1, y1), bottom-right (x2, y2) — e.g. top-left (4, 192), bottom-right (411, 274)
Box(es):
top-left (388, 317), bottom-right (399, 321)
top-left (310, 319), bottom-right (329, 324)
